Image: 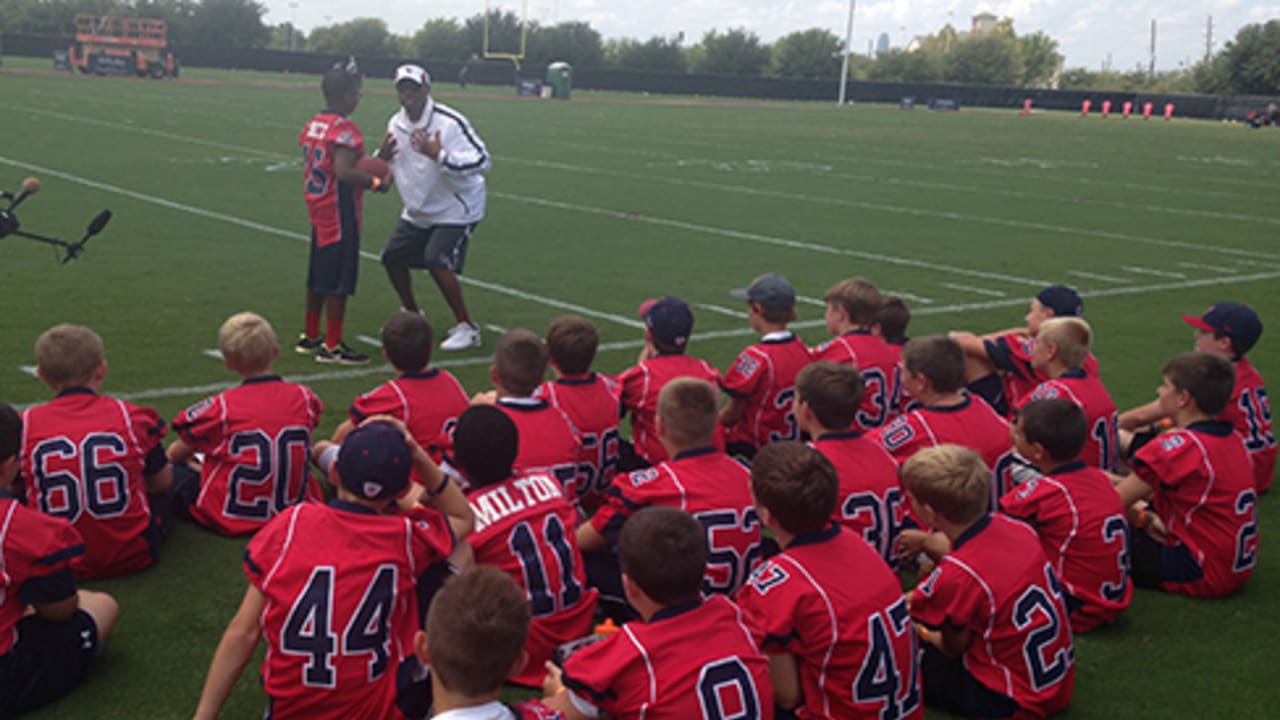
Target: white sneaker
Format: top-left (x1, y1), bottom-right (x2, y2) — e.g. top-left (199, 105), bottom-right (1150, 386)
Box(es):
top-left (440, 322), bottom-right (481, 350)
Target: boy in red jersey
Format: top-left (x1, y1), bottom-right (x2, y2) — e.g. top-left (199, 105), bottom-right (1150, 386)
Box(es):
top-left (455, 406), bottom-right (597, 688)
top-left (1114, 352), bottom-right (1258, 598)
top-left (544, 506), bottom-right (774, 720)
top-left (21, 324), bottom-right (172, 579)
top-left (397, 567), bottom-right (563, 720)
top-left (1020, 317), bottom-right (1119, 471)
top-left (737, 442), bottom-right (921, 720)
top-left (1120, 302), bottom-right (1273, 493)
top-left (168, 312), bottom-right (324, 536)
top-left (900, 445), bottom-right (1074, 719)
top-left (331, 310), bottom-right (469, 468)
top-left (812, 278), bottom-right (902, 430)
top-left (538, 315), bottom-right (622, 507)
top-left (796, 361), bottom-right (904, 568)
top-left (874, 295), bottom-right (912, 415)
top-left (721, 273), bottom-right (813, 458)
top-left (618, 296), bottom-right (720, 467)
top-left (578, 378), bottom-right (762, 598)
top-left (194, 418), bottom-right (474, 720)
top-left (295, 63), bottom-right (390, 365)
top-left (877, 336), bottom-right (1016, 507)
top-left (0, 403), bottom-right (119, 717)
top-left (1000, 399), bottom-right (1131, 632)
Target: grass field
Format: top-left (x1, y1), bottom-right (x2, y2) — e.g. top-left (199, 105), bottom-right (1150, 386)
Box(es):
top-left (2, 55), bottom-right (1279, 718)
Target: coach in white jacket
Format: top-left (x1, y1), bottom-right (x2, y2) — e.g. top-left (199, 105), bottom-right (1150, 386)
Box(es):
top-left (376, 64), bottom-right (490, 350)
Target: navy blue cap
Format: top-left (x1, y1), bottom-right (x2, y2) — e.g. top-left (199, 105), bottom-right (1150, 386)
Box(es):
top-left (730, 273), bottom-right (796, 309)
top-left (640, 296), bottom-right (694, 349)
top-left (1184, 302), bottom-right (1262, 356)
top-left (337, 422), bottom-right (412, 501)
top-left (1036, 285), bottom-right (1083, 317)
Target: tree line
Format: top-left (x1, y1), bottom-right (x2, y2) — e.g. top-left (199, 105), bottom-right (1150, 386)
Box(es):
top-left (3, 1), bottom-right (1277, 93)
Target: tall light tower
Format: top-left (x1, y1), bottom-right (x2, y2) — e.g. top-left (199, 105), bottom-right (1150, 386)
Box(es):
top-left (289, 3), bottom-right (298, 51)
top-left (837, 0), bottom-right (856, 106)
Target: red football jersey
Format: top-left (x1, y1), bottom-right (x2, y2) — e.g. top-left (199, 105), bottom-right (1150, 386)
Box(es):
top-left (884, 340), bottom-right (912, 416)
top-left (1220, 358), bottom-right (1275, 493)
top-left (810, 431), bottom-right (905, 568)
top-left (21, 389), bottom-right (166, 579)
top-left (1019, 369), bottom-right (1120, 471)
top-left (592, 447), bottom-right (762, 596)
top-left (812, 330), bottom-right (903, 429)
top-left (172, 376), bottom-right (324, 536)
top-left (0, 499), bottom-right (86, 654)
top-left (999, 462), bottom-right (1132, 632)
top-left (878, 397), bottom-right (1016, 507)
top-left (619, 354), bottom-right (720, 465)
top-left (1130, 422), bottom-right (1258, 598)
top-left (737, 525), bottom-right (922, 720)
top-left (536, 373), bottom-right (623, 505)
top-left (722, 332), bottom-right (813, 449)
top-left (986, 334), bottom-right (1101, 415)
top-left (911, 515), bottom-right (1075, 718)
top-left (466, 470), bottom-right (597, 687)
top-left (494, 398), bottom-right (589, 501)
top-left (246, 501), bottom-right (455, 720)
top-left (299, 111), bottom-right (364, 247)
top-left (350, 369), bottom-right (469, 469)
top-left (561, 595), bottom-right (774, 720)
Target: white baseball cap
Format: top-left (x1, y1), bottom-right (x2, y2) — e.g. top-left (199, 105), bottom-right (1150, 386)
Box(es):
top-left (394, 64), bottom-right (431, 86)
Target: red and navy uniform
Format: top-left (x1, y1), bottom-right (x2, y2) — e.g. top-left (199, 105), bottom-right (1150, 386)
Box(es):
top-left (722, 332), bottom-right (813, 450)
top-left (300, 111), bottom-right (364, 249)
top-left (737, 524), bottom-right (921, 720)
top-left (1130, 421), bottom-right (1258, 598)
top-left (911, 515), bottom-right (1075, 719)
top-left (810, 431), bottom-right (906, 568)
top-left (878, 396), bottom-right (1016, 507)
top-left (1018, 369), bottom-right (1120, 471)
top-left (619, 354), bottom-right (720, 465)
top-left (985, 334), bottom-right (1101, 415)
top-left (21, 388), bottom-right (167, 579)
top-left (884, 339), bottom-right (912, 415)
top-left (246, 500), bottom-right (455, 720)
top-left (592, 447), bottom-right (761, 596)
top-left (1220, 357), bottom-right (1275, 493)
top-left (493, 398), bottom-right (588, 503)
top-left (999, 461), bottom-right (1132, 632)
top-left (536, 373), bottom-right (622, 507)
top-left (813, 329), bottom-right (903, 429)
top-left (172, 376), bottom-right (324, 536)
top-left (350, 369), bottom-right (469, 469)
top-left (466, 470), bottom-right (598, 687)
top-left (0, 499), bottom-right (86, 655)
top-left (560, 595), bottom-right (774, 720)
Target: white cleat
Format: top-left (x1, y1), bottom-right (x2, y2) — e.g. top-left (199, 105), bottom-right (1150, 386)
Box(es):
top-left (440, 322), bottom-right (482, 350)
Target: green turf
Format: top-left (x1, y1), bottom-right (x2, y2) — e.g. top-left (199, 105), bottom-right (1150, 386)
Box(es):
top-left (2, 57), bottom-right (1278, 718)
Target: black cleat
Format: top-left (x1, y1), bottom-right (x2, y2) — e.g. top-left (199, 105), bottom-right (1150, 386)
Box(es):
top-left (315, 342), bottom-right (369, 365)
top-left (295, 334), bottom-right (323, 355)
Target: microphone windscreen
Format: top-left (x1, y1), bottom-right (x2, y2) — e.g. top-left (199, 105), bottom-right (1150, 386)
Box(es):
top-left (21, 177), bottom-right (40, 195)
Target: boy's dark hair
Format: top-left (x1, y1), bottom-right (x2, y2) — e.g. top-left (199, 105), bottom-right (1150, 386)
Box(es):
top-left (494, 329), bottom-right (549, 397)
top-left (321, 65), bottom-right (361, 100)
top-left (1017, 399), bottom-right (1086, 462)
top-left (620, 507), bottom-right (706, 606)
top-left (902, 336), bottom-right (966, 393)
top-left (796, 362), bottom-right (864, 430)
top-left (750, 442), bottom-right (838, 536)
top-left (876, 297), bottom-right (911, 343)
top-left (657, 377), bottom-right (719, 448)
top-left (453, 406), bottom-right (518, 487)
top-left (545, 315), bottom-right (598, 376)
top-left (1162, 352), bottom-right (1236, 417)
top-left (757, 304), bottom-right (797, 324)
top-left (0, 403), bottom-right (20, 461)
top-left (426, 566), bottom-right (531, 697)
top-left (824, 277), bottom-right (883, 326)
top-left (381, 311), bottom-right (433, 372)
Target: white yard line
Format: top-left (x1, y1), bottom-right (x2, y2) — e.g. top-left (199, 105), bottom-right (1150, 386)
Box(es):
top-left (484, 324), bottom-right (508, 333)
top-left (18, 365), bottom-right (39, 379)
top-left (1121, 266), bottom-right (1187, 279)
top-left (796, 295), bottom-right (827, 307)
top-left (1177, 261), bottom-right (1238, 274)
top-left (938, 283), bottom-right (1006, 298)
top-left (1067, 270), bottom-right (1128, 284)
top-left (202, 349), bottom-right (224, 360)
top-left (355, 334), bottom-right (383, 348)
top-left (885, 290), bottom-right (935, 304)
top-left (694, 303), bottom-right (751, 319)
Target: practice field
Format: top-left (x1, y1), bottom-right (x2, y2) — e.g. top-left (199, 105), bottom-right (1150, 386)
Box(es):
top-left (2, 57), bottom-right (1279, 718)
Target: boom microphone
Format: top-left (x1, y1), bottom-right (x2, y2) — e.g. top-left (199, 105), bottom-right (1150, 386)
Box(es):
top-left (4, 177), bottom-right (40, 213)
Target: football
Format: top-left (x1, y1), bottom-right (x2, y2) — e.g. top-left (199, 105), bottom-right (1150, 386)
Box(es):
top-left (356, 155), bottom-right (391, 180)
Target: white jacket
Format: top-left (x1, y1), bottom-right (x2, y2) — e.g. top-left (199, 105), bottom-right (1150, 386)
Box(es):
top-left (386, 97), bottom-right (490, 227)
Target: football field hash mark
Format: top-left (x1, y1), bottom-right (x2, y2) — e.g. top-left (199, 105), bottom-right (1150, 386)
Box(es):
top-left (202, 349), bottom-right (223, 360)
top-left (1068, 270), bottom-right (1128, 284)
top-left (694, 303), bottom-right (751, 319)
top-left (1121, 266), bottom-right (1187, 279)
top-left (18, 365), bottom-right (39, 379)
top-left (939, 283), bottom-right (1007, 298)
top-left (356, 335), bottom-right (383, 349)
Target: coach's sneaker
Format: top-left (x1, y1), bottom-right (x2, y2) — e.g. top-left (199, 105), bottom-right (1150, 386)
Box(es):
top-left (440, 322), bottom-right (481, 351)
top-left (295, 334), bottom-right (323, 355)
top-left (316, 341), bottom-right (370, 365)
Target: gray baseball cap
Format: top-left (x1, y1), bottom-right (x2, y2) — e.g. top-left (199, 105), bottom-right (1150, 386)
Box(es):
top-left (730, 273), bottom-right (796, 309)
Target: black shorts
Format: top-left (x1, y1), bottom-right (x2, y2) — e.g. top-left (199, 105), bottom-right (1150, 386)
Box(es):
top-left (381, 220), bottom-right (475, 273)
top-left (307, 226), bottom-right (360, 296)
top-left (0, 610), bottom-right (99, 718)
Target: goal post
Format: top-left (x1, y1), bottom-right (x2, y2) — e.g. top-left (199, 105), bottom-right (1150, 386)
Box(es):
top-left (483, 0), bottom-right (528, 71)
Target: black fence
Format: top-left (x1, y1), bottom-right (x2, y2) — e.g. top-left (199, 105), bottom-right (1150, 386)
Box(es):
top-left (4, 32), bottom-right (1276, 120)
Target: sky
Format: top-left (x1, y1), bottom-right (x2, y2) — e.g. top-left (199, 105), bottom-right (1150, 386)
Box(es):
top-left (262, 1), bottom-right (1280, 72)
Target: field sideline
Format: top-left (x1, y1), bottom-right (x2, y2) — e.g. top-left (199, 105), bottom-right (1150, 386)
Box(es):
top-left (1, 57), bottom-right (1278, 718)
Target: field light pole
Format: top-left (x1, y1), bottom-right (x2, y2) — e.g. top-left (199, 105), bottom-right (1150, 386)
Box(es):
top-left (837, 0), bottom-right (856, 106)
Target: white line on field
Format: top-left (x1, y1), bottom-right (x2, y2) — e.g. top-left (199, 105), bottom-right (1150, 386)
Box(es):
top-left (694, 303), bottom-right (750, 319)
top-left (886, 290), bottom-right (934, 304)
top-left (0, 155), bottom-right (643, 331)
top-left (9, 105), bottom-right (282, 160)
top-left (939, 283), bottom-right (1006, 298)
top-left (484, 324), bottom-right (508, 333)
top-left (796, 295), bottom-right (827, 307)
top-left (1121, 266), bottom-right (1186, 279)
top-left (356, 335), bottom-right (383, 348)
top-left (18, 365), bottom-right (39, 379)
top-left (202, 349), bottom-right (223, 360)
top-left (1177, 262), bottom-right (1238, 274)
top-left (1067, 270), bottom-right (1128, 284)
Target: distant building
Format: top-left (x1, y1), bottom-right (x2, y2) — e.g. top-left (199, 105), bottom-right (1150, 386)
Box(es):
top-left (971, 12), bottom-right (998, 34)
top-left (876, 32), bottom-right (891, 55)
